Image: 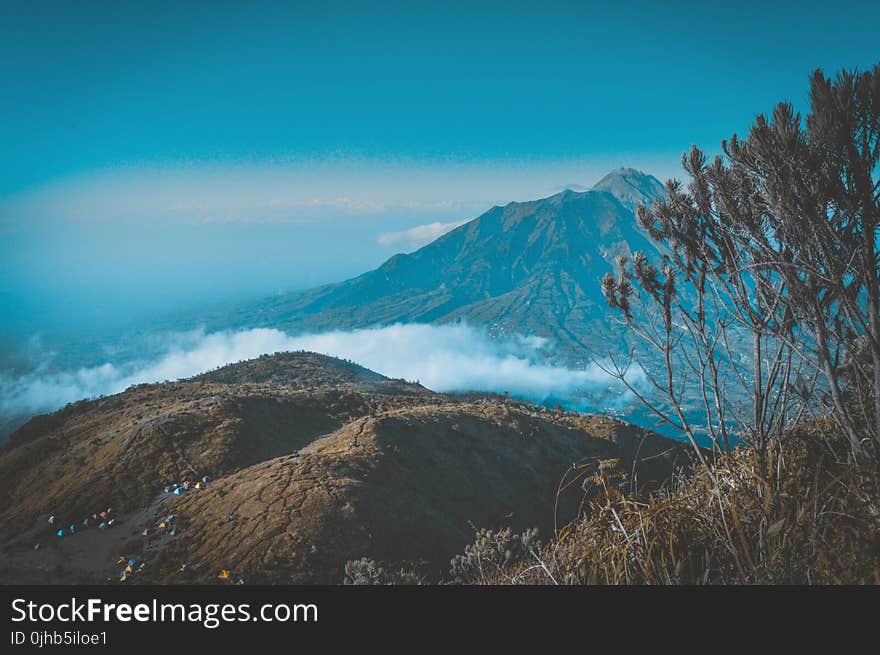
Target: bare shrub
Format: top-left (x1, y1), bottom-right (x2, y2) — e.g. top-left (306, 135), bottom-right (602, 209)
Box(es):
top-left (448, 527), bottom-right (543, 584)
top-left (504, 429), bottom-right (880, 584)
top-left (343, 558), bottom-right (425, 585)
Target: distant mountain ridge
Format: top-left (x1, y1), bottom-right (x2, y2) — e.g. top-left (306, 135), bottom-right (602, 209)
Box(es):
top-left (216, 168), bottom-right (667, 363)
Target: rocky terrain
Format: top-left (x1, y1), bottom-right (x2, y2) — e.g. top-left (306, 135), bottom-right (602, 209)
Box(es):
top-left (0, 351), bottom-right (688, 584)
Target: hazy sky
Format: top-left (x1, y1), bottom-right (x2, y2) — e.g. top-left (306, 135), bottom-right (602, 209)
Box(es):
top-left (2, 0), bottom-right (879, 345)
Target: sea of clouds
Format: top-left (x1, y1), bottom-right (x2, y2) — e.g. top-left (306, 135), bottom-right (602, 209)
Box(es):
top-left (0, 323), bottom-right (636, 422)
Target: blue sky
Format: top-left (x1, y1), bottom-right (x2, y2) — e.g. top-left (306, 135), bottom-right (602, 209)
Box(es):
top-left (1, 0), bottom-right (879, 348)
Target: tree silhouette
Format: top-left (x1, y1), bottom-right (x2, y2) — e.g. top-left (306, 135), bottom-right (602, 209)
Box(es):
top-left (602, 65), bottom-right (879, 461)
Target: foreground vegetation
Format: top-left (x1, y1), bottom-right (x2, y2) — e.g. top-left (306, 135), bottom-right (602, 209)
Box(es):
top-left (474, 425), bottom-right (879, 584)
top-left (348, 420), bottom-right (879, 585)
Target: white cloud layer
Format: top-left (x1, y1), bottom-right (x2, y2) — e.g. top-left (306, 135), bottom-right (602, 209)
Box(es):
top-left (0, 324), bottom-right (634, 421)
top-left (376, 220), bottom-right (468, 250)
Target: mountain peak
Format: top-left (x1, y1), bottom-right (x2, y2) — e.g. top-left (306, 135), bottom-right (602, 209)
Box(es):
top-left (592, 168), bottom-right (666, 211)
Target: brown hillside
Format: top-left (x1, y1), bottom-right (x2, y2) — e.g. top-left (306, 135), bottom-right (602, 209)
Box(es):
top-left (0, 353), bottom-right (434, 526)
top-left (145, 404), bottom-right (684, 583)
top-left (0, 351), bottom-right (687, 584)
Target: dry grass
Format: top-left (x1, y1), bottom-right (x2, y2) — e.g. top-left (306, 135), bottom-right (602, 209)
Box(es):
top-left (460, 424), bottom-right (880, 585)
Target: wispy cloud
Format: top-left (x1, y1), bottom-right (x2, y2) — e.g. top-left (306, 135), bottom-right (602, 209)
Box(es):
top-left (0, 324), bottom-right (640, 423)
top-left (0, 156), bottom-right (677, 227)
top-left (549, 183), bottom-right (590, 192)
top-left (376, 220), bottom-right (468, 250)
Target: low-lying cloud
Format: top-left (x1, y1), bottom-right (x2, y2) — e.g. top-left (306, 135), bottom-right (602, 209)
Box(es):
top-left (0, 323), bottom-right (636, 425)
top-left (376, 220), bottom-right (468, 250)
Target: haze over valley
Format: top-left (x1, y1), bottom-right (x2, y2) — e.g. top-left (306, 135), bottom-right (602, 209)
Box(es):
top-left (0, 169), bottom-right (665, 438)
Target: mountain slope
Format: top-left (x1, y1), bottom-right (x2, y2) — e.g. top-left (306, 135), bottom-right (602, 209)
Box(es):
top-left (216, 169), bottom-right (665, 362)
top-left (591, 166), bottom-right (666, 212)
top-left (0, 353), bottom-right (434, 526)
top-left (0, 351), bottom-right (688, 584)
